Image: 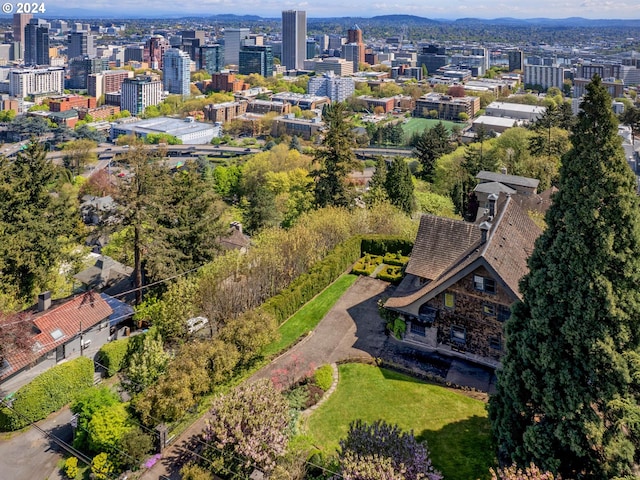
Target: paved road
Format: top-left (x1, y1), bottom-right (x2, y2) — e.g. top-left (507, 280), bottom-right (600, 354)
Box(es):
top-left (0, 407), bottom-right (74, 480)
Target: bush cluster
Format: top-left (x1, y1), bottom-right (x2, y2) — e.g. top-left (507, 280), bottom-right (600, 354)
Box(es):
top-left (313, 364), bottom-right (334, 392)
top-left (377, 265), bottom-right (404, 283)
top-left (0, 356), bottom-right (94, 431)
top-left (98, 337), bottom-right (130, 377)
top-left (352, 254), bottom-right (383, 276)
top-left (383, 252), bottom-right (410, 266)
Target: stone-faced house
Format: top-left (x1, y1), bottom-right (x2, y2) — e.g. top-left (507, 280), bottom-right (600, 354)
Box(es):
top-left (385, 193), bottom-right (541, 367)
top-left (0, 292), bottom-right (115, 394)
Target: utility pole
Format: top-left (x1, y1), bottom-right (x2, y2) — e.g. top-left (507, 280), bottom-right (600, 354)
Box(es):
top-left (79, 319), bottom-right (83, 356)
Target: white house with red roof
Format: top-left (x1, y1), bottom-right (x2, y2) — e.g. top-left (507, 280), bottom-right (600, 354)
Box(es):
top-left (0, 291), bottom-right (119, 395)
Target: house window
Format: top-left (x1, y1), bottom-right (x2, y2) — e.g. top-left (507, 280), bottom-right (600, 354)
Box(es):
top-left (483, 303), bottom-right (496, 316)
top-left (474, 275), bottom-right (496, 294)
top-left (411, 323), bottom-right (426, 336)
top-left (418, 304), bottom-right (437, 326)
top-left (451, 325), bottom-right (466, 345)
top-left (498, 306), bottom-right (511, 323)
top-left (444, 292), bottom-right (455, 309)
top-left (489, 335), bottom-right (502, 350)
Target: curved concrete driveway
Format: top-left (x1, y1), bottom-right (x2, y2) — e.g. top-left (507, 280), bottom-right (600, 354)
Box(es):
top-left (252, 276), bottom-right (393, 384)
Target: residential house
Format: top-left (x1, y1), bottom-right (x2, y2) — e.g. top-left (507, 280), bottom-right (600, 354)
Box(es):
top-left (0, 292), bottom-right (125, 394)
top-left (385, 193), bottom-right (541, 367)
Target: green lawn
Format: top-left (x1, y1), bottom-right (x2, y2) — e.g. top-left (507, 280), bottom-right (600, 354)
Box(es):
top-left (304, 363), bottom-right (495, 480)
top-left (402, 118), bottom-right (458, 140)
top-left (262, 274), bottom-right (358, 357)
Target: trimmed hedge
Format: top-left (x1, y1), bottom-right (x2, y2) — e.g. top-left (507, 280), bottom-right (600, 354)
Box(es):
top-left (383, 252), bottom-right (410, 267)
top-left (261, 236), bottom-right (362, 324)
top-left (260, 235), bottom-right (413, 326)
top-left (360, 236), bottom-right (413, 257)
top-left (352, 254), bottom-right (383, 276)
top-left (0, 356), bottom-right (94, 431)
top-left (98, 338), bottom-right (131, 377)
top-left (376, 265), bottom-right (404, 283)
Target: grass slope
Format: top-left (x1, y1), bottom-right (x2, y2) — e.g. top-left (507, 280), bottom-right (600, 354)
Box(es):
top-left (305, 363), bottom-right (494, 480)
top-left (262, 274), bottom-right (358, 357)
top-left (402, 118), bottom-right (458, 141)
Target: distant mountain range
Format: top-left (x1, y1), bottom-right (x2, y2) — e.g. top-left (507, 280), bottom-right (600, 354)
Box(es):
top-left (30, 8), bottom-right (640, 26)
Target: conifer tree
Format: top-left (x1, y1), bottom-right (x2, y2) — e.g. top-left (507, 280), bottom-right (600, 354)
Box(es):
top-left (365, 156), bottom-right (388, 206)
top-left (314, 102), bottom-right (359, 207)
top-left (489, 75), bottom-right (640, 479)
top-left (413, 121), bottom-right (453, 182)
top-left (385, 157), bottom-right (415, 215)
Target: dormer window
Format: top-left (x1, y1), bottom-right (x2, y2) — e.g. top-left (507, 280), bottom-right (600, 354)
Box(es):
top-left (474, 275), bottom-right (496, 294)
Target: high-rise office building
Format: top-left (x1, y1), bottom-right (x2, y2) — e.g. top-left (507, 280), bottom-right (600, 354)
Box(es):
top-left (67, 57), bottom-right (108, 89)
top-left (121, 75), bottom-right (162, 115)
top-left (12, 13), bottom-right (32, 58)
top-left (88, 69), bottom-right (134, 99)
top-left (341, 43), bottom-right (361, 72)
top-left (68, 31), bottom-right (96, 60)
top-left (223, 28), bottom-right (250, 67)
top-left (24, 19), bottom-right (49, 66)
top-left (239, 45), bottom-right (273, 77)
top-left (199, 45), bottom-right (224, 74)
top-left (347, 24), bottom-right (365, 66)
top-left (125, 45), bottom-right (144, 63)
top-left (282, 10), bottom-right (306, 70)
top-left (145, 35), bottom-right (170, 70)
top-left (163, 48), bottom-right (192, 96)
top-left (507, 50), bottom-right (524, 72)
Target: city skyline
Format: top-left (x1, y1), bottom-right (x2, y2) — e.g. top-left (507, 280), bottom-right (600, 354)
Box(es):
top-left (4, 0), bottom-right (640, 20)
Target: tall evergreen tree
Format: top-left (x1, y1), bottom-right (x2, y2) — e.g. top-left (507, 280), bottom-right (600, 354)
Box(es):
top-left (385, 157), bottom-right (415, 215)
top-left (413, 122), bottom-right (453, 182)
top-left (0, 141), bottom-right (79, 304)
top-left (365, 156), bottom-right (389, 206)
top-left (314, 102), bottom-right (359, 208)
top-left (489, 76), bottom-right (640, 478)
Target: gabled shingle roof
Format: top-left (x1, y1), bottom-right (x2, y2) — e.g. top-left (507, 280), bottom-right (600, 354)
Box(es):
top-left (404, 215), bottom-right (482, 281)
top-left (476, 170), bottom-right (540, 189)
top-left (386, 194), bottom-right (541, 310)
top-left (0, 293), bottom-right (112, 383)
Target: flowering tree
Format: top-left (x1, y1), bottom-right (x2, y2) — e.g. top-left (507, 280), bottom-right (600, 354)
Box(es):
top-left (338, 420), bottom-right (442, 480)
top-left (204, 379), bottom-right (289, 476)
top-left (491, 464), bottom-right (557, 480)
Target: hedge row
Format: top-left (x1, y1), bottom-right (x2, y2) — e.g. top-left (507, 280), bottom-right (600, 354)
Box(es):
top-left (383, 253), bottom-right (410, 267)
top-left (361, 236), bottom-right (413, 257)
top-left (0, 356), bottom-right (94, 431)
top-left (260, 235), bottom-right (413, 325)
top-left (377, 265), bottom-right (404, 283)
top-left (261, 236), bottom-right (362, 324)
top-left (98, 338), bottom-right (131, 377)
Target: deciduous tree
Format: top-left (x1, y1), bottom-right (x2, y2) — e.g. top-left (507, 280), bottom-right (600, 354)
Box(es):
top-left (489, 75), bottom-right (640, 479)
top-left (204, 379), bottom-right (289, 476)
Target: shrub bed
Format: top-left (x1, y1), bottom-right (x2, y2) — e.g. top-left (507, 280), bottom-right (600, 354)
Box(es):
top-left (0, 356), bottom-right (94, 431)
top-left (351, 254), bottom-right (383, 276)
top-left (377, 265), bottom-right (404, 283)
top-left (314, 364), bottom-right (334, 392)
top-left (383, 252), bottom-right (410, 267)
top-left (98, 338), bottom-right (130, 377)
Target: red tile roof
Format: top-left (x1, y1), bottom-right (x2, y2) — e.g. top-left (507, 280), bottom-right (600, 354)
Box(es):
top-left (0, 292), bottom-right (112, 382)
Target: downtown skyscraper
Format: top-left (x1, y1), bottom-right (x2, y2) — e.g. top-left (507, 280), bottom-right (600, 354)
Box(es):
top-left (163, 48), bottom-right (192, 96)
top-left (282, 10), bottom-right (306, 70)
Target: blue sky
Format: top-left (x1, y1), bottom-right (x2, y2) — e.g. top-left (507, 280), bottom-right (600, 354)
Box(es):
top-left (13, 0), bottom-right (640, 19)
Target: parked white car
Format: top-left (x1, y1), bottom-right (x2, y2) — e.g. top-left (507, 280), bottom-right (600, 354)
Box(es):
top-left (186, 316), bottom-right (209, 334)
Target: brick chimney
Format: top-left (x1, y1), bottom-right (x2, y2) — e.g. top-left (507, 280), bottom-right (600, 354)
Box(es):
top-left (38, 291), bottom-right (51, 312)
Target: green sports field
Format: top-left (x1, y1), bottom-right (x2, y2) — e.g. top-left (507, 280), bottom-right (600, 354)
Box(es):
top-left (402, 118), bottom-right (458, 140)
